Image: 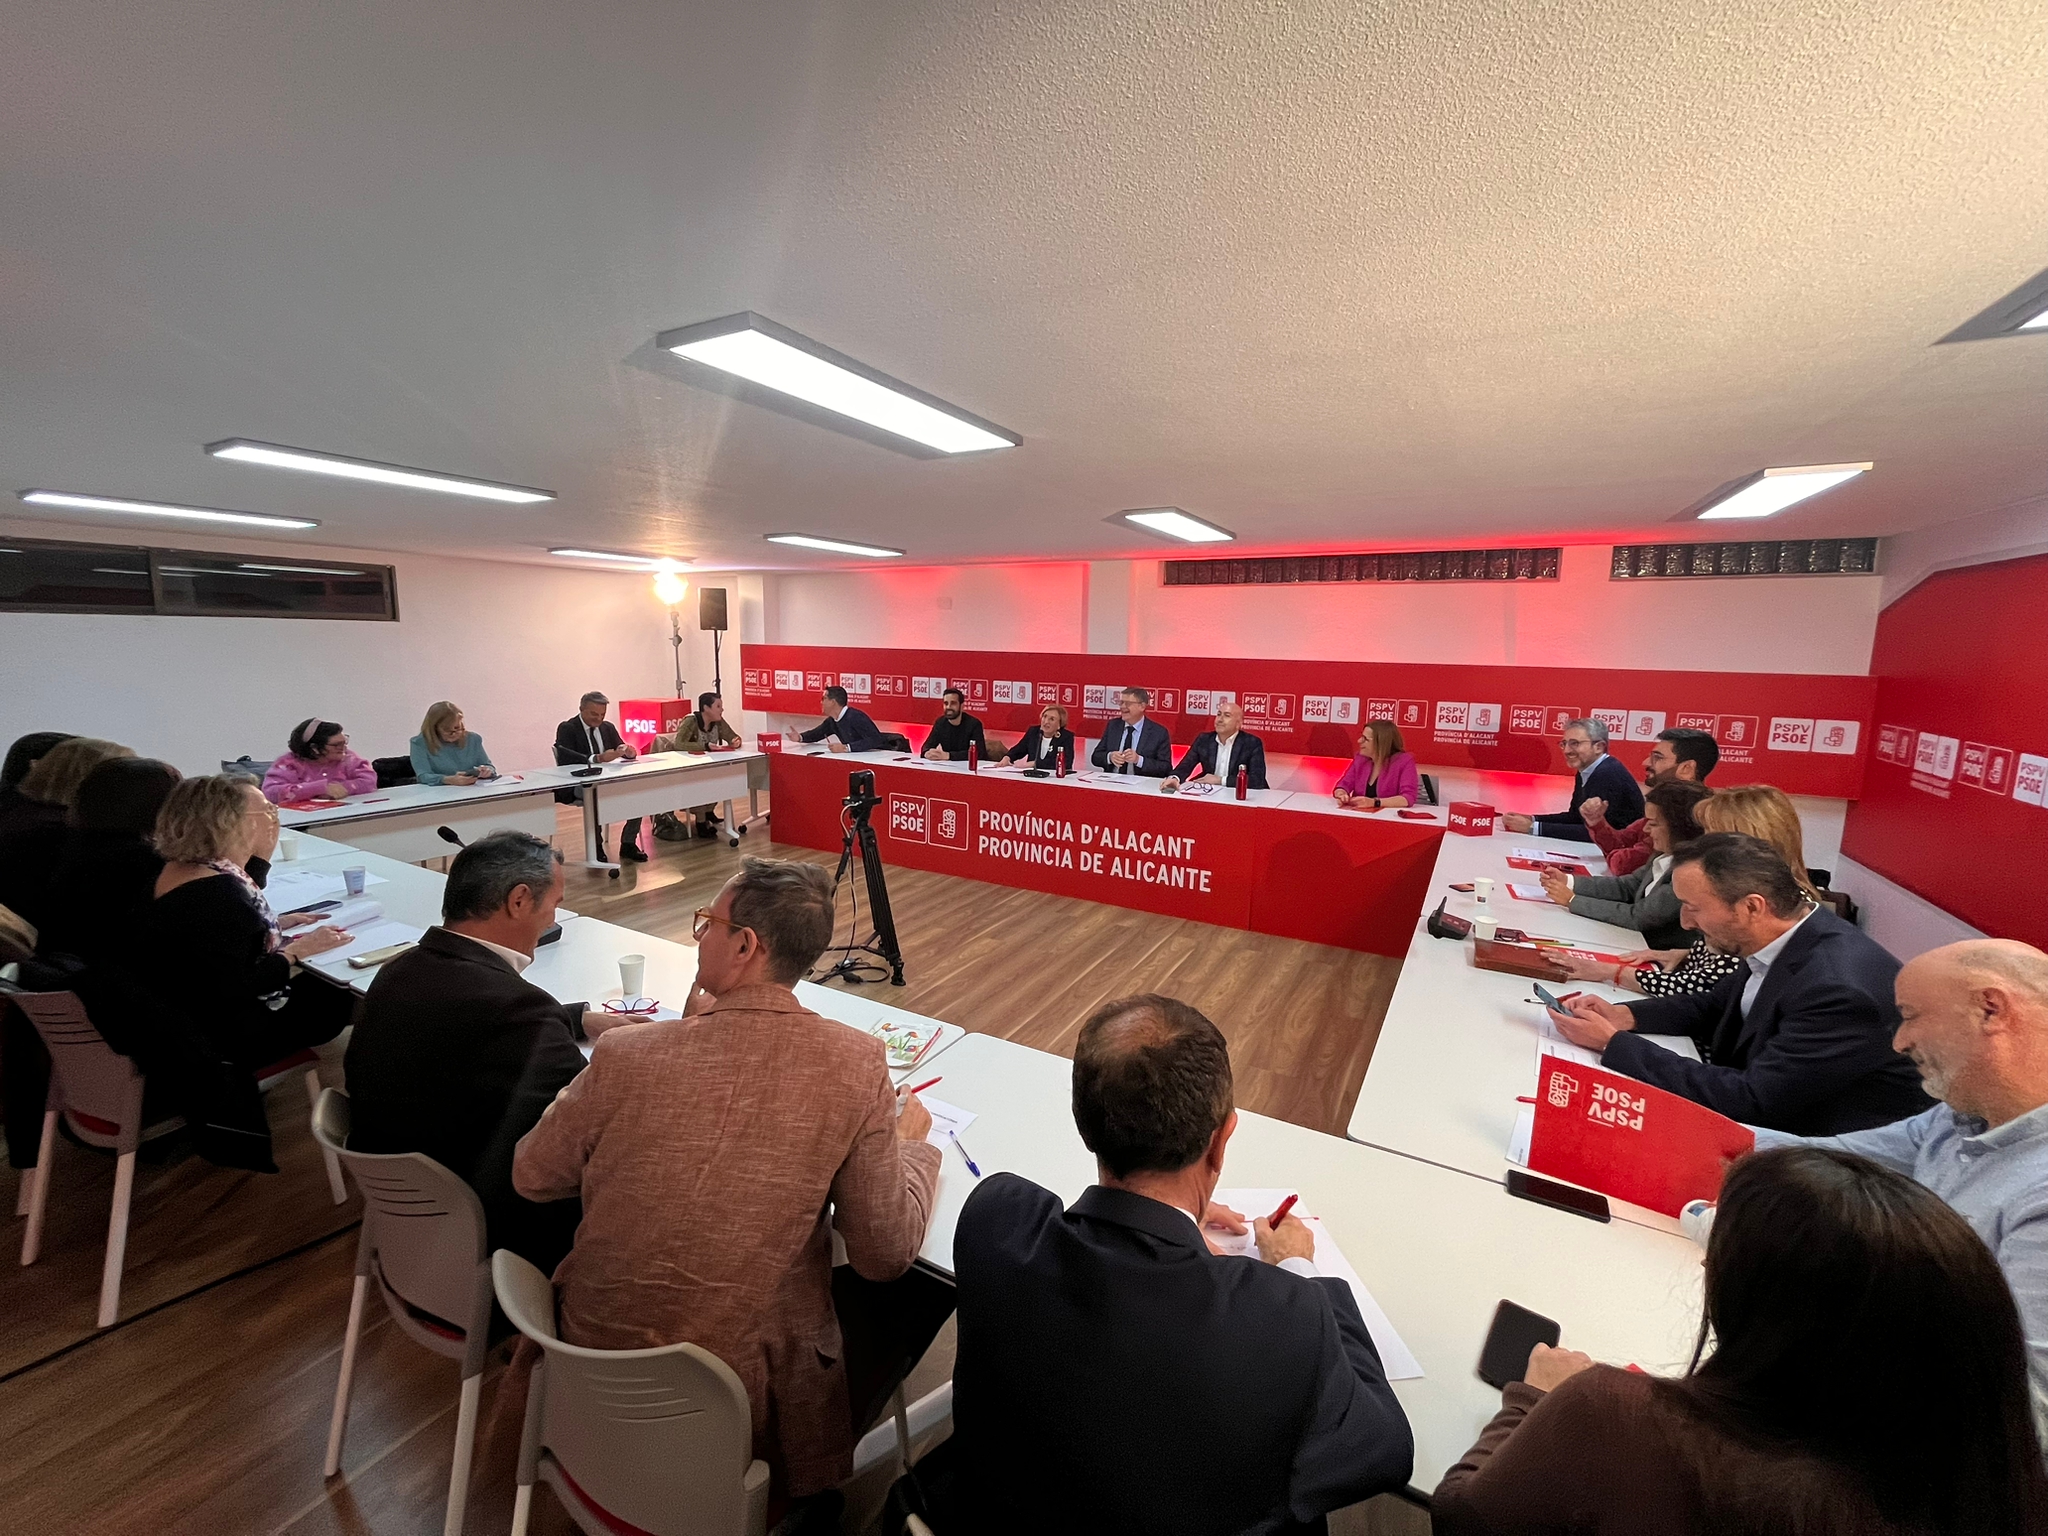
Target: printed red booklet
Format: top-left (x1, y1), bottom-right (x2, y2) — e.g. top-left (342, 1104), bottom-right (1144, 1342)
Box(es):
top-left (1528, 1059), bottom-right (1753, 1216)
top-left (1506, 855), bottom-right (1594, 876)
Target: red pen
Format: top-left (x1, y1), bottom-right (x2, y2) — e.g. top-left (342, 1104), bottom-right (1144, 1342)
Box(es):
top-left (907, 1076), bottom-right (942, 1095)
top-left (1267, 1193), bottom-right (1299, 1230)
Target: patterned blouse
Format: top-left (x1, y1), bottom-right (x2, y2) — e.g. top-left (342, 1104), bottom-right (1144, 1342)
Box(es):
top-left (1635, 935), bottom-right (1743, 997)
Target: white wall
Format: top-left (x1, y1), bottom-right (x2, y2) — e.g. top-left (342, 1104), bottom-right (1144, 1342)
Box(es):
top-left (757, 545), bottom-right (1881, 674)
top-left (0, 523), bottom-right (676, 776)
top-left (1835, 856), bottom-right (1986, 960)
top-left (1878, 496), bottom-right (2048, 606)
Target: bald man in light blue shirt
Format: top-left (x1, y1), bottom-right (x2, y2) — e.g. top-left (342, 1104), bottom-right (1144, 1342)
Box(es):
top-left (1752, 939), bottom-right (2048, 1452)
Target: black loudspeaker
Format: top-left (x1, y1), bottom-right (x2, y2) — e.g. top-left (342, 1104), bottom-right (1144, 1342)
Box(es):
top-left (698, 587), bottom-right (728, 631)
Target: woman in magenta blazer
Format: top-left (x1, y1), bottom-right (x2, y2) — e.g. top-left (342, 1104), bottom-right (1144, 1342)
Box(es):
top-left (261, 718), bottom-right (377, 803)
top-left (1332, 719), bottom-right (1421, 810)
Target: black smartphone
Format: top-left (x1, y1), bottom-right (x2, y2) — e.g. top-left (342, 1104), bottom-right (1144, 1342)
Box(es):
top-left (294, 899), bottom-right (341, 914)
top-left (1478, 1299), bottom-right (1563, 1388)
top-left (1505, 1167), bottom-right (1611, 1223)
top-left (1448, 881), bottom-right (1476, 892)
top-left (570, 765), bottom-right (602, 778)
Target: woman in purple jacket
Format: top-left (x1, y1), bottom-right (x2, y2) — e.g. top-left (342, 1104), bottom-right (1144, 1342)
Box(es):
top-left (260, 717), bottom-right (377, 804)
top-left (1332, 719), bottom-right (1421, 810)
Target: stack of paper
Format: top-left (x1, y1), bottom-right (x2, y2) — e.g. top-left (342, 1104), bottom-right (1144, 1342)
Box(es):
top-left (1210, 1188), bottom-right (1423, 1379)
top-left (264, 866), bottom-right (388, 911)
top-left (302, 919), bottom-right (426, 981)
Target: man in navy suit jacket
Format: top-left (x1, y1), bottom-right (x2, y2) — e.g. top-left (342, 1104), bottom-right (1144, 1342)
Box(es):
top-left (1500, 717), bottom-right (1644, 843)
top-left (1165, 699), bottom-right (1269, 792)
top-left (1551, 834), bottom-right (1931, 1134)
top-left (791, 685), bottom-right (883, 752)
top-left (1089, 686), bottom-right (1173, 777)
top-left (942, 996), bottom-right (1412, 1534)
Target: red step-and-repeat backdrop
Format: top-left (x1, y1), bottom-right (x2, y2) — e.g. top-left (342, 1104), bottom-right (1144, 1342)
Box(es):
top-left (1842, 554), bottom-right (2048, 947)
top-left (740, 645), bottom-right (1876, 798)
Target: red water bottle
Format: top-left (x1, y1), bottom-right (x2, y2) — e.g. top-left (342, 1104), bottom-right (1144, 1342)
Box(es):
top-left (968, 739), bottom-right (979, 773)
top-left (1055, 749), bottom-right (1067, 778)
top-left (1236, 765), bottom-right (1248, 800)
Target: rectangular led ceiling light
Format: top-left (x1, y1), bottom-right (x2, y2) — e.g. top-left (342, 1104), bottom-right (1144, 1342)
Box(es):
top-left (1117, 507), bottom-right (1236, 543)
top-left (1695, 464), bottom-right (1872, 520)
top-left (2020, 307), bottom-right (2048, 331)
top-left (548, 547), bottom-right (678, 569)
top-left (765, 533), bottom-right (905, 558)
top-left (205, 439), bottom-right (554, 503)
top-left (238, 562), bottom-right (366, 575)
top-left (17, 489), bottom-right (319, 530)
top-left (659, 313), bottom-right (1019, 455)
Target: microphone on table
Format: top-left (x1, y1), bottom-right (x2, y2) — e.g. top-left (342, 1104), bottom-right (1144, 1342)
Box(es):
top-left (435, 827), bottom-right (563, 947)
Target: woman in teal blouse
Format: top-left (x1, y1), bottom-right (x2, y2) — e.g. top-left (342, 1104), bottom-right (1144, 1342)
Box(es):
top-left (408, 700), bottom-right (497, 785)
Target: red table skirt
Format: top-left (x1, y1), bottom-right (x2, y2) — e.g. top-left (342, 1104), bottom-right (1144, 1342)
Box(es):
top-left (769, 754), bottom-right (1443, 958)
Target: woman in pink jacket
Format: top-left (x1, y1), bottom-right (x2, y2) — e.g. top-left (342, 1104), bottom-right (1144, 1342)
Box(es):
top-left (261, 718), bottom-right (377, 804)
top-left (1332, 718), bottom-right (1422, 810)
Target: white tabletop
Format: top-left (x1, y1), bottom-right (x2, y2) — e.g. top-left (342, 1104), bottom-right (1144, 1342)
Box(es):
top-left (275, 769), bottom-right (567, 828)
top-left (913, 1031), bottom-right (1703, 1494)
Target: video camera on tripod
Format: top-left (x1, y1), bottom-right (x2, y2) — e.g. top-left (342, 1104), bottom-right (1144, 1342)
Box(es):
top-left (824, 769), bottom-right (905, 986)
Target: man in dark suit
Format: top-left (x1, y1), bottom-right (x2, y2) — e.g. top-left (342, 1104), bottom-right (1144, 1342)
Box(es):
top-left (921, 687), bottom-right (987, 761)
top-left (1090, 686), bottom-right (1173, 777)
top-left (1163, 699), bottom-right (1267, 792)
top-left (790, 685), bottom-right (884, 752)
top-left (1552, 833), bottom-right (1931, 1134)
top-left (1499, 717), bottom-right (1643, 843)
top-left (944, 995), bottom-right (1413, 1533)
top-left (553, 690), bottom-right (644, 862)
top-left (344, 830), bottom-right (631, 1274)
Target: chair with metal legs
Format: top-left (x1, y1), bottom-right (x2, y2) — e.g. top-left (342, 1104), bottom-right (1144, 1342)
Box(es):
top-left (10, 988), bottom-right (185, 1327)
top-left (312, 1088), bottom-right (492, 1536)
top-left (493, 1248), bottom-right (771, 1536)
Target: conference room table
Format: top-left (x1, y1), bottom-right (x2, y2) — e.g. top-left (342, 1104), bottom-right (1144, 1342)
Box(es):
top-left (912, 1031), bottom-right (1703, 1492)
top-left (767, 747), bottom-right (1446, 956)
top-left (270, 833), bottom-right (964, 1082)
top-left (276, 750), bottom-right (768, 871)
top-left (1341, 821), bottom-right (1706, 1234)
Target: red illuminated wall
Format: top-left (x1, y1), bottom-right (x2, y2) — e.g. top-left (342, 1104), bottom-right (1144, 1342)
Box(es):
top-left (1840, 554), bottom-right (2048, 947)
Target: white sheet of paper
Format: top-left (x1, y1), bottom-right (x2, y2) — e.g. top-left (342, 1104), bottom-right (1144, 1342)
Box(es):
top-left (265, 866), bottom-right (389, 910)
top-left (1505, 881), bottom-right (1553, 901)
top-left (302, 918), bottom-right (426, 979)
top-left (1534, 1020), bottom-right (1701, 1062)
top-left (1508, 1102), bottom-right (1535, 1166)
top-left (919, 1095), bottom-right (978, 1148)
top-left (1211, 1188), bottom-right (1424, 1380)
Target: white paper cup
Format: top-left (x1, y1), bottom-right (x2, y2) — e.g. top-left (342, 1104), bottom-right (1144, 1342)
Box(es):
top-left (1472, 914), bottom-right (1498, 940)
top-left (278, 834), bottom-right (300, 861)
top-left (619, 954), bottom-right (646, 997)
top-left (1473, 876), bottom-right (1493, 906)
top-left (343, 866), bottom-right (367, 896)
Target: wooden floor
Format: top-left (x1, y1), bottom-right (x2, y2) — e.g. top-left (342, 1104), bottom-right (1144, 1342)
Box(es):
top-left (0, 807), bottom-right (1410, 1534)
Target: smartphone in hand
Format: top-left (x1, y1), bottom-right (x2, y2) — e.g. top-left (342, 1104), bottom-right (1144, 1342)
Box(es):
top-left (1478, 1299), bottom-right (1563, 1388)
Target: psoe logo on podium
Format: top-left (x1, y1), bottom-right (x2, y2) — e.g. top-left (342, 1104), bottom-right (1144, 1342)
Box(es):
top-left (930, 798), bottom-right (970, 850)
top-left (887, 795), bottom-right (929, 843)
top-left (1811, 720), bottom-right (1861, 756)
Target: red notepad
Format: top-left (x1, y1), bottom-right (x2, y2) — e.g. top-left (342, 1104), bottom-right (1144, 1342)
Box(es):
top-left (1507, 855), bottom-right (1594, 876)
top-left (1528, 1060), bottom-right (1753, 1216)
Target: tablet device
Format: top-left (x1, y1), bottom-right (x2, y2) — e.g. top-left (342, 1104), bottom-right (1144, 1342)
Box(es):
top-left (1478, 1299), bottom-right (1563, 1388)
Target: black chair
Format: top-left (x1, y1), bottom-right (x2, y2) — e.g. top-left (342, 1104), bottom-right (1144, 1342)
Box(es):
top-left (1418, 774), bottom-right (1439, 806)
top-left (371, 755), bottom-right (417, 789)
top-left (877, 733), bottom-right (913, 753)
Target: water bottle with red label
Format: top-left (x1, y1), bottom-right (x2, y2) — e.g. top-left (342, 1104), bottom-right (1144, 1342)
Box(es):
top-left (1236, 765), bottom-right (1248, 801)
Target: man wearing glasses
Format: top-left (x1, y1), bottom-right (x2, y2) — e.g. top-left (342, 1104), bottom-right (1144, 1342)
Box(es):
top-left (515, 857), bottom-right (951, 1521)
top-left (1499, 717), bottom-right (1644, 844)
top-left (346, 830), bottom-right (629, 1277)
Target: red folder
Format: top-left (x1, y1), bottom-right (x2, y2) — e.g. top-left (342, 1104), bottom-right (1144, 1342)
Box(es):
top-left (1507, 855), bottom-right (1593, 876)
top-left (1528, 1059), bottom-right (1753, 1216)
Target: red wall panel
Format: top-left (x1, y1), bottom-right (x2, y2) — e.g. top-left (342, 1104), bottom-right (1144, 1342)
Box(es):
top-left (742, 644), bottom-right (1874, 797)
top-left (1841, 555), bottom-right (2048, 946)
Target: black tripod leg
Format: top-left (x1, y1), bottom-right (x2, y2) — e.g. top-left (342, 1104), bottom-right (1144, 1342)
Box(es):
top-left (855, 817), bottom-right (906, 985)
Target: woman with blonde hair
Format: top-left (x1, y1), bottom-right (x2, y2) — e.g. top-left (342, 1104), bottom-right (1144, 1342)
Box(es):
top-left (1551, 782), bottom-right (1820, 996)
top-left (143, 775), bottom-right (355, 1169)
top-left (994, 703), bottom-right (1078, 772)
top-left (1332, 719), bottom-right (1421, 810)
top-left (408, 700), bottom-right (497, 786)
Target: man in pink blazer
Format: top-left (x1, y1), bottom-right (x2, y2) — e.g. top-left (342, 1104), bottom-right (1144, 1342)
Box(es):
top-left (513, 858), bottom-right (943, 1512)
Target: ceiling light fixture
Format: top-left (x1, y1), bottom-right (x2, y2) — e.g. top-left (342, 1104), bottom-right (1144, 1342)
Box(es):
top-left (1115, 507), bottom-right (1237, 544)
top-left (547, 547), bottom-right (679, 569)
top-left (2019, 307), bottom-right (2048, 332)
top-left (205, 439), bottom-right (554, 503)
top-left (660, 313), bottom-right (1019, 455)
top-left (1694, 463), bottom-right (1873, 521)
top-left (18, 490), bottom-right (319, 530)
top-left (765, 533), bottom-right (905, 559)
